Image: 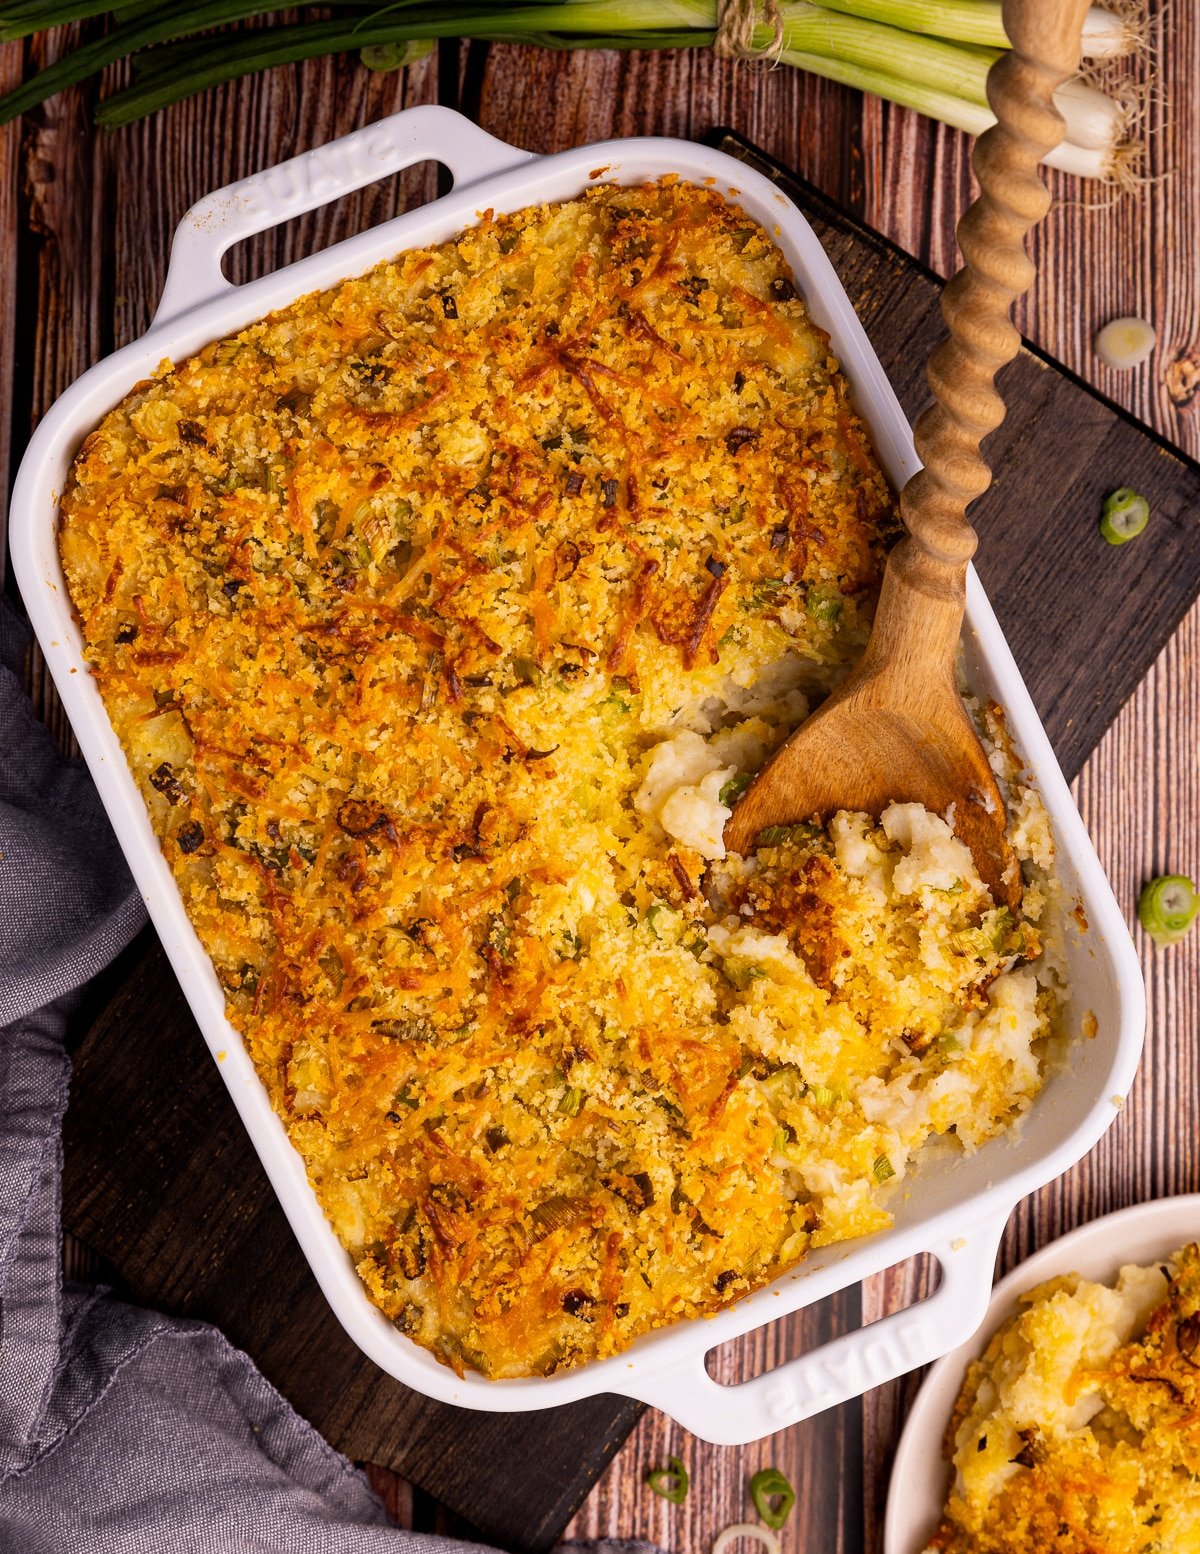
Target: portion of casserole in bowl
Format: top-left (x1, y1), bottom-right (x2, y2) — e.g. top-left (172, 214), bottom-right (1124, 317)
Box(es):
top-left (59, 180), bottom-right (1066, 1379)
top-left (926, 1245), bottom-right (1200, 1552)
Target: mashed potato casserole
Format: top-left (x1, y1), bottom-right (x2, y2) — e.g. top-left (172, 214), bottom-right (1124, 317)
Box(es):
top-left (929, 1246), bottom-right (1200, 1553)
top-left (59, 180), bottom-right (1064, 1379)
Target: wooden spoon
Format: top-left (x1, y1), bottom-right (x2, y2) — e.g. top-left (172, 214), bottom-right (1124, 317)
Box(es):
top-left (724, 0), bottom-right (1092, 911)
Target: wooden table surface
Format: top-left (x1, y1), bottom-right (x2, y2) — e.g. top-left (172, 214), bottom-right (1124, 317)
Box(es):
top-left (2, 8), bottom-right (1195, 1551)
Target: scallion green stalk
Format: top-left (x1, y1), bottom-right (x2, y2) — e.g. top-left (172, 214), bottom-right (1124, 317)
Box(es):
top-left (110, 5), bottom-right (1004, 118)
top-left (0, 0), bottom-right (1141, 185)
top-left (0, 1), bottom-right (145, 39)
top-left (0, 1), bottom-right (279, 121)
top-left (791, 0), bottom-right (1011, 46)
top-left (781, 1), bottom-right (1139, 60)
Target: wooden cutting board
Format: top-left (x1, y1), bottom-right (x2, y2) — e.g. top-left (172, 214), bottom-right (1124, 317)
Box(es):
top-left (61, 130), bottom-right (1200, 1553)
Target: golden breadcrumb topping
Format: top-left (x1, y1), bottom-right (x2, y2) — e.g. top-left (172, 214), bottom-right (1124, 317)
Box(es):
top-left (59, 180), bottom-right (1060, 1379)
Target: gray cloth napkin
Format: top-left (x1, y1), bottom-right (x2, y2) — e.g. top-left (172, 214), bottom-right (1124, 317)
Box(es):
top-left (0, 599), bottom-right (660, 1554)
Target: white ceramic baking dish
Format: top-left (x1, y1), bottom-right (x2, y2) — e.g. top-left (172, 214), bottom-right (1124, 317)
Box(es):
top-left (885, 1194), bottom-right (1200, 1554)
top-left (10, 104), bottom-right (1145, 1446)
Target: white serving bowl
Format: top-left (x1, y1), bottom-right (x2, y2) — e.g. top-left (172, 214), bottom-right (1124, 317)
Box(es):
top-left (9, 104), bottom-right (1145, 1444)
top-left (885, 1194), bottom-right (1200, 1554)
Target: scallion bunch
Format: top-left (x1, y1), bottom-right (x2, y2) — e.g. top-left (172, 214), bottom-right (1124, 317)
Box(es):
top-left (0, 0), bottom-right (1148, 182)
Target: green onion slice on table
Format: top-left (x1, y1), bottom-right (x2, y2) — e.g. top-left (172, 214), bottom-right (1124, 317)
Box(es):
top-left (749, 1466), bottom-right (797, 1530)
top-left (1137, 875), bottom-right (1200, 946)
top-left (646, 1454), bottom-right (689, 1504)
top-left (1099, 487), bottom-right (1150, 545)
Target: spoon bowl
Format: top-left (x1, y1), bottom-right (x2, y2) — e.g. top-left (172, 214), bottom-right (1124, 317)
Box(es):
top-left (723, 545), bottom-right (1019, 908)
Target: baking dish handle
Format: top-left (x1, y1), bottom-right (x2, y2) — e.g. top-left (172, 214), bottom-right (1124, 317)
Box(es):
top-left (152, 105), bottom-right (536, 329)
top-left (625, 1213), bottom-right (1008, 1446)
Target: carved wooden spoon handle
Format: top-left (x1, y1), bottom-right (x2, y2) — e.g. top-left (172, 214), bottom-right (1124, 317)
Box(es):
top-left (898, 0), bottom-right (1092, 581)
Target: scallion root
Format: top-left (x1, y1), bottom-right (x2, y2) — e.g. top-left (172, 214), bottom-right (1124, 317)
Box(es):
top-left (1081, 0), bottom-right (1148, 62)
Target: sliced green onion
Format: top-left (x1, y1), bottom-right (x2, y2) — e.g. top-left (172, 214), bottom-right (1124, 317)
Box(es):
top-left (647, 1454), bottom-right (689, 1504)
top-left (646, 902), bottom-right (675, 939)
top-left (805, 587), bottom-right (844, 623)
top-left (719, 771), bottom-right (753, 807)
top-left (749, 1467), bottom-right (796, 1531)
top-left (558, 1085), bottom-right (585, 1117)
top-left (1137, 875), bottom-right (1200, 946)
top-left (986, 906), bottom-right (1015, 951)
top-left (757, 821), bottom-right (824, 848)
top-left (955, 923), bottom-right (996, 960)
top-left (1099, 487), bottom-right (1150, 545)
top-left (724, 958), bottom-right (767, 990)
top-left (511, 655), bottom-right (542, 686)
top-left (712, 1524), bottom-right (781, 1554)
top-left (1094, 316), bottom-right (1157, 370)
top-left (872, 1153), bottom-right (896, 1182)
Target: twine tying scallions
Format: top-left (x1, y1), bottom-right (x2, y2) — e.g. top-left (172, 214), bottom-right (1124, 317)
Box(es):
top-left (713, 0), bottom-right (787, 63)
